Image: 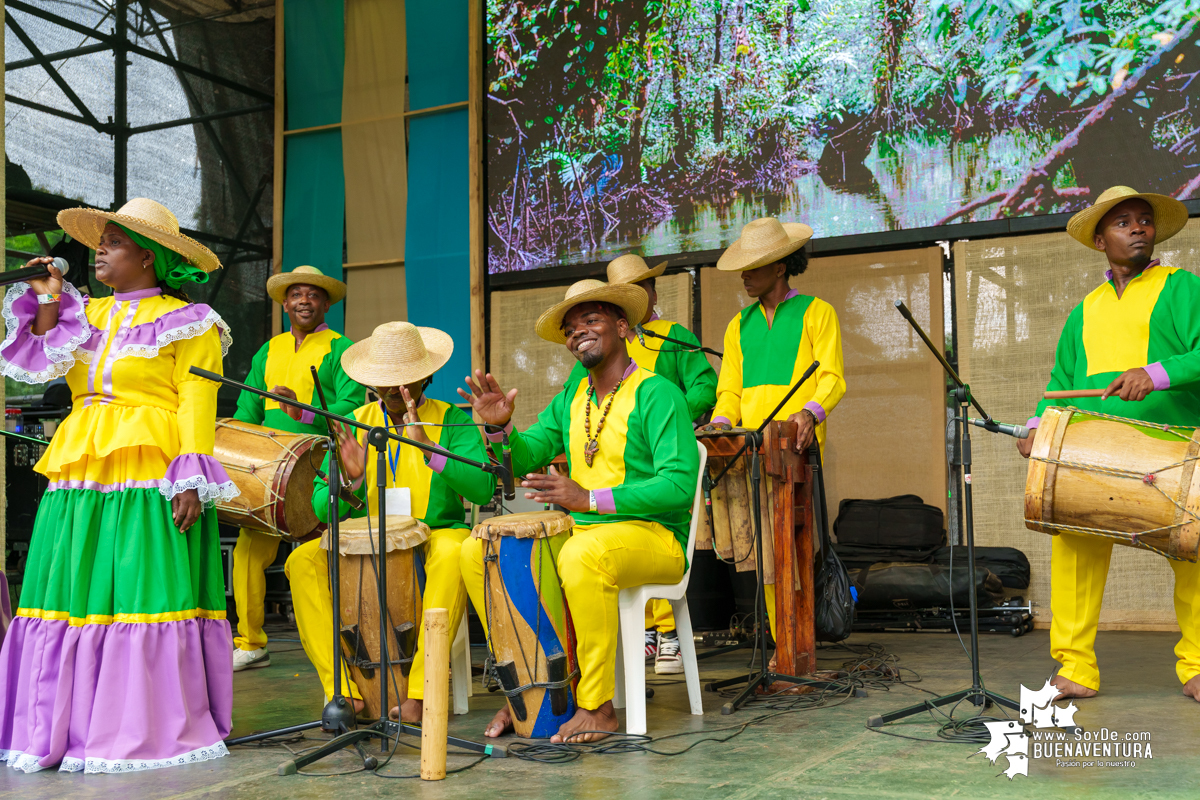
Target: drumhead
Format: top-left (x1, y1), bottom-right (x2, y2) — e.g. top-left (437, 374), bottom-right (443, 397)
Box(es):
top-left (322, 514), bottom-right (431, 555)
top-left (472, 510), bottom-right (574, 541)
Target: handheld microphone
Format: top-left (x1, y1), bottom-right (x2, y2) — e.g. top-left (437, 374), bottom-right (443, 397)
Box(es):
top-left (0, 257), bottom-right (70, 287)
top-left (967, 417), bottom-right (1031, 439)
top-left (500, 433), bottom-right (516, 501)
top-left (634, 324), bottom-right (647, 347)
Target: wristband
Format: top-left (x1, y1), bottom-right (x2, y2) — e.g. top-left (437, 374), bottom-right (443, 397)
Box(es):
top-left (36, 293), bottom-right (60, 305)
top-left (588, 490), bottom-right (597, 513)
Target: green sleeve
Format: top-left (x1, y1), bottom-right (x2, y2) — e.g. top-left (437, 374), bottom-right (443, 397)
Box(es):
top-left (1034, 304), bottom-right (1083, 420)
top-left (326, 336), bottom-right (366, 417)
top-left (1155, 271), bottom-right (1200, 389)
top-left (667, 323), bottom-right (718, 421)
top-left (233, 342), bottom-right (269, 425)
top-left (491, 380), bottom-right (577, 475)
top-left (610, 379), bottom-right (698, 516)
top-left (428, 405), bottom-right (496, 505)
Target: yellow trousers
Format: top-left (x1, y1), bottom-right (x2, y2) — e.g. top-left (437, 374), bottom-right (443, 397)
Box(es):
top-left (461, 520), bottom-right (685, 710)
top-left (1051, 534), bottom-right (1200, 690)
top-left (286, 527), bottom-right (470, 703)
top-left (645, 599), bottom-right (675, 632)
top-left (765, 584), bottom-right (776, 641)
top-left (233, 527), bottom-right (281, 652)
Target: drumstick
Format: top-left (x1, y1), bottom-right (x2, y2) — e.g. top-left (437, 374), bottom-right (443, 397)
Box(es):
top-left (1044, 389), bottom-right (1106, 399)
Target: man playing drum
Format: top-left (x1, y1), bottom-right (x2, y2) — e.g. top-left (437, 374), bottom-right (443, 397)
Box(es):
top-left (230, 266), bottom-right (363, 672)
top-left (698, 217), bottom-right (846, 651)
top-left (458, 280), bottom-right (700, 743)
top-left (1019, 186), bottom-right (1200, 702)
top-left (565, 254), bottom-right (717, 675)
top-left (285, 322), bottom-right (495, 720)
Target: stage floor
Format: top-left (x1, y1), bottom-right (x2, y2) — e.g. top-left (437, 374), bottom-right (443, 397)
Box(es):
top-left (2, 626), bottom-right (1199, 799)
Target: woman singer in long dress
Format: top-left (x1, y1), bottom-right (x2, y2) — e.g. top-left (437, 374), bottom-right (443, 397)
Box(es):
top-left (0, 199), bottom-right (237, 774)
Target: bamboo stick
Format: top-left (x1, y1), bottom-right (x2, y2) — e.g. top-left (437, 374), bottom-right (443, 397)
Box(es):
top-left (1044, 389), bottom-right (1106, 399)
top-left (420, 608), bottom-right (450, 781)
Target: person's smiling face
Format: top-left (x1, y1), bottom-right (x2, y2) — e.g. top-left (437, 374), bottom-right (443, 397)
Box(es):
top-left (284, 284), bottom-right (331, 332)
top-left (562, 302), bottom-right (627, 369)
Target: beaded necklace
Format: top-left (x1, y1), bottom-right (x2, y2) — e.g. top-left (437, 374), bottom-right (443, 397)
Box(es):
top-left (583, 375), bottom-right (625, 467)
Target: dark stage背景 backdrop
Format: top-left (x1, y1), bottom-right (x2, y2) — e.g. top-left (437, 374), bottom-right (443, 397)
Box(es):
top-left (485, 0), bottom-right (1200, 273)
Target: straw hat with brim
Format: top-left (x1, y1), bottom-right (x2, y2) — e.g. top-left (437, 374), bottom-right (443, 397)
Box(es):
top-left (607, 253), bottom-right (666, 285)
top-left (57, 197), bottom-right (221, 274)
top-left (340, 322), bottom-right (454, 387)
top-left (1066, 186), bottom-right (1190, 250)
top-left (267, 265), bottom-right (347, 305)
top-left (717, 217), bottom-right (814, 272)
top-left (535, 280), bottom-right (649, 344)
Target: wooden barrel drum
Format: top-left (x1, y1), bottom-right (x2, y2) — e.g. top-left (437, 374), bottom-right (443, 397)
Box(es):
top-left (1025, 407), bottom-right (1200, 561)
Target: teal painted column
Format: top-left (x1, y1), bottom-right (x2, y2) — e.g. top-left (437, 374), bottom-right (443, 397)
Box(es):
top-left (282, 0), bottom-right (346, 333)
top-left (405, 0), bottom-right (470, 401)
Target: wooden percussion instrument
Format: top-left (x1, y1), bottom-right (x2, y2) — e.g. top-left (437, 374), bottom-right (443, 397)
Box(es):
top-left (471, 510), bottom-right (579, 739)
top-left (322, 515), bottom-right (430, 719)
top-left (212, 418), bottom-right (326, 543)
top-left (697, 421), bottom-right (817, 676)
top-left (1025, 407), bottom-right (1200, 562)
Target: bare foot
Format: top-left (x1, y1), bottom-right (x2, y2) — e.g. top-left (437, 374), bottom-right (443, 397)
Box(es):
top-left (769, 655), bottom-right (776, 671)
top-left (387, 698), bottom-right (423, 723)
top-left (549, 701), bottom-right (619, 744)
top-left (1051, 674), bottom-right (1098, 700)
top-left (1183, 674), bottom-right (1200, 702)
top-left (484, 705), bottom-right (513, 738)
top-left (351, 697), bottom-right (365, 715)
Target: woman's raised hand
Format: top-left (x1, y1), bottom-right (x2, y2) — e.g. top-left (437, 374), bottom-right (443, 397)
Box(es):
top-left (457, 369), bottom-right (518, 428)
top-left (24, 257), bottom-right (62, 297)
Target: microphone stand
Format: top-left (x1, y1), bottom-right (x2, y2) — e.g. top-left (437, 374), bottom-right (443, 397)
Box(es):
top-left (199, 369), bottom-right (511, 770)
top-left (636, 325), bottom-right (723, 358)
top-left (865, 301), bottom-right (1019, 729)
top-left (701, 362), bottom-right (846, 711)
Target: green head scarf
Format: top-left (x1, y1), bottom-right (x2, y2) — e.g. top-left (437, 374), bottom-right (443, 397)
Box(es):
top-left (115, 224), bottom-right (210, 291)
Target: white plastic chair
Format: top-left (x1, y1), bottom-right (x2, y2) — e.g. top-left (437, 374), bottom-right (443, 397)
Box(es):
top-left (451, 610), bottom-right (473, 715)
top-left (613, 441), bottom-right (708, 735)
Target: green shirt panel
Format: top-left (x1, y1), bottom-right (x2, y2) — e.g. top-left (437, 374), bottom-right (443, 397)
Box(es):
top-left (739, 294), bottom-right (814, 388)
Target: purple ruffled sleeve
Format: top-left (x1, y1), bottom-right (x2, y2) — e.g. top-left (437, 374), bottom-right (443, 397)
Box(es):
top-left (159, 453), bottom-right (239, 506)
top-left (0, 282), bottom-right (96, 383)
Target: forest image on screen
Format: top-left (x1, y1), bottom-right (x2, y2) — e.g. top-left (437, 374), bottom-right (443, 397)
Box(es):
top-left (486, 0), bottom-right (1200, 272)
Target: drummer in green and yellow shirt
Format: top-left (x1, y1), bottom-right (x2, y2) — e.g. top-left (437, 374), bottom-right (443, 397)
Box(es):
top-left (230, 266), bottom-right (364, 672)
top-left (1018, 187), bottom-right (1200, 704)
top-left (285, 322), bottom-right (495, 722)
top-left (699, 218), bottom-right (847, 646)
top-left (459, 279), bottom-right (699, 744)
top-left (565, 254), bottom-right (717, 674)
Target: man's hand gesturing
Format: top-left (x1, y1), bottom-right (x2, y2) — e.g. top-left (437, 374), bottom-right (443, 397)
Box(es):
top-left (458, 369), bottom-right (519, 428)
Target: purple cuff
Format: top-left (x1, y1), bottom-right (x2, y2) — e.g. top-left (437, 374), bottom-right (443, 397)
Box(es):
top-left (594, 488), bottom-right (616, 514)
top-left (1144, 362), bottom-right (1171, 391)
top-left (159, 453), bottom-right (239, 506)
top-left (299, 408), bottom-right (316, 425)
top-left (485, 421), bottom-right (514, 443)
top-left (425, 450), bottom-right (448, 473)
top-left (1026, 417), bottom-right (1040, 430)
top-left (803, 401), bottom-right (827, 424)
top-left (0, 282), bottom-right (97, 384)
top-left (711, 416), bottom-right (732, 427)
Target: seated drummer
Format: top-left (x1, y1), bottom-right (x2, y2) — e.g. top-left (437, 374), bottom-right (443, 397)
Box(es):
top-left (284, 322), bottom-right (495, 721)
top-left (698, 217), bottom-right (846, 652)
top-left (457, 280), bottom-right (700, 743)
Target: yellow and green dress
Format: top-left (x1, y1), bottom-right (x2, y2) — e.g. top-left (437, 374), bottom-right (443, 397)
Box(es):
top-left (286, 396), bottom-right (494, 703)
top-left (1029, 260), bottom-right (1200, 691)
top-left (711, 288), bottom-right (846, 638)
top-left (568, 314), bottom-right (716, 635)
top-left (0, 283), bottom-right (236, 773)
top-left (230, 325), bottom-right (362, 654)
top-left (461, 362), bottom-right (699, 708)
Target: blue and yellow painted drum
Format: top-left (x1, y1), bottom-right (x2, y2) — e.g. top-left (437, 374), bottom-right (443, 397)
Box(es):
top-left (472, 510), bottom-right (579, 738)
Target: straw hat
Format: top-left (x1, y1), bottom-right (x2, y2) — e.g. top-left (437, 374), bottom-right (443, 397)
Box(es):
top-left (717, 217), bottom-right (813, 272)
top-left (57, 198), bottom-right (221, 274)
top-left (340, 322), bottom-right (454, 387)
top-left (534, 279), bottom-right (648, 344)
top-left (266, 265), bottom-right (347, 305)
top-left (606, 253), bottom-right (666, 285)
top-left (1066, 186), bottom-right (1189, 250)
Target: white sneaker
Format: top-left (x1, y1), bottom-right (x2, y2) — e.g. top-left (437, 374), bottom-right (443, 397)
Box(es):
top-left (233, 647), bottom-right (270, 671)
top-left (655, 632), bottom-right (683, 675)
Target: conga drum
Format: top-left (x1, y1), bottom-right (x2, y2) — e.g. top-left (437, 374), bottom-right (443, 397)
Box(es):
top-left (322, 515), bottom-right (430, 718)
top-left (1025, 407), bottom-right (1200, 561)
top-left (471, 510), bottom-right (578, 738)
top-left (212, 418), bottom-right (326, 542)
